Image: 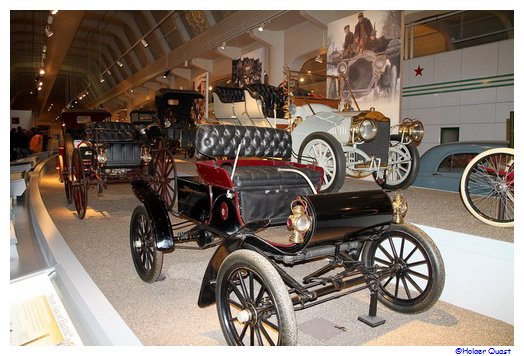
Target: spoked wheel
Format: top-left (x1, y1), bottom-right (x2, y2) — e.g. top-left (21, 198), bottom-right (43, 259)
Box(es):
top-left (71, 149), bottom-right (87, 219)
top-left (151, 141), bottom-right (177, 210)
top-left (460, 148), bottom-right (514, 227)
top-left (374, 134), bottom-right (419, 190)
top-left (362, 223), bottom-right (445, 314)
top-left (298, 132), bottom-right (346, 193)
top-left (129, 206), bottom-right (163, 283)
top-left (59, 154), bottom-right (72, 204)
top-left (216, 250), bottom-right (297, 346)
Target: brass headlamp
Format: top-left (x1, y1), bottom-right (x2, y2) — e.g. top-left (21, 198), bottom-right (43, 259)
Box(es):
top-left (398, 118), bottom-right (424, 144)
top-left (350, 118), bottom-right (378, 143)
top-left (287, 198), bottom-right (312, 244)
top-left (96, 146), bottom-right (108, 165)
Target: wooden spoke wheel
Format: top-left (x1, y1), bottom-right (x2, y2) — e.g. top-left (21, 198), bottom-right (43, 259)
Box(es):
top-left (151, 146), bottom-right (177, 211)
top-left (71, 148), bottom-right (88, 219)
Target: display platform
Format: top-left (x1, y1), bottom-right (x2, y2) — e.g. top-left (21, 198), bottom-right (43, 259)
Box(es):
top-left (32, 156), bottom-right (514, 346)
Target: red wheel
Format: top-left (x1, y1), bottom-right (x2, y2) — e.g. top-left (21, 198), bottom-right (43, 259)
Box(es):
top-left (72, 149), bottom-right (87, 219)
top-left (151, 147), bottom-right (177, 211)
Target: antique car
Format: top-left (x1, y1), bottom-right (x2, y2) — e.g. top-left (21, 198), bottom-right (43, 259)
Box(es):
top-left (155, 88), bottom-right (205, 158)
top-left (292, 111), bottom-right (424, 193)
top-left (413, 141), bottom-right (508, 192)
top-left (129, 123), bottom-right (445, 346)
top-left (57, 108), bottom-right (176, 219)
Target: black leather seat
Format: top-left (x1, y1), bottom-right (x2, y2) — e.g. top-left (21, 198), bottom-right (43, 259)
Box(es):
top-left (244, 84), bottom-right (285, 118)
top-left (85, 122), bottom-right (138, 142)
top-left (213, 87), bottom-right (245, 103)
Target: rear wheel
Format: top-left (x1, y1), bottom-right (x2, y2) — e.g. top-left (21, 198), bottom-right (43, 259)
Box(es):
top-left (151, 144), bottom-right (177, 210)
top-left (460, 148), bottom-right (514, 227)
top-left (362, 223), bottom-right (445, 314)
top-left (129, 206), bottom-right (164, 283)
top-left (71, 149), bottom-right (87, 219)
top-left (216, 250), bottom-right (297, 346)
top-left (298, 132), bottom-right (345, 193)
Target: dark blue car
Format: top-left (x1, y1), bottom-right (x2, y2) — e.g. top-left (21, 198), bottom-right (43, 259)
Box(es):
top-left (412, 141), bottom-right (508, 192)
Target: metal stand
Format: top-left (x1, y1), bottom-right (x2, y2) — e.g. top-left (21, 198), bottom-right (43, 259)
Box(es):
top-left (358, 267), bottom-right (386, 327)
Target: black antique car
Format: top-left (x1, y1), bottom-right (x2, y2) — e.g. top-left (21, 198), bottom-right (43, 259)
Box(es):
top-left (57, 109), bottom-right (176, 218)
top-left (129, 123), bottom-right (445, 345)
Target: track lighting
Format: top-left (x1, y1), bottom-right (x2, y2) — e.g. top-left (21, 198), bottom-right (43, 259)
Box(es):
top-left (51, 10), bottom-right (59, 15)
top-left (107, 69), bottom-right (112, 75)
top-left (100, 77), bottom-right (105, 83)
top-left (141, 39), bottom-right (149, 48)
top-left (258, 23), bottom-right (264, 32)
top-left (39, 68), bottom-right (45, 75)
top-left (184, 60), bottom-right (189, 67)
top-left (45, 26), bottom-right (53, 38)
top-left (117, 60), bottom-right (123, 67)
top-left (42, 45), bottom-right (47, 53)
top-left (163, 70), bottom-right (170, 79)
top-left (219, 41), bottom-right (226, 50)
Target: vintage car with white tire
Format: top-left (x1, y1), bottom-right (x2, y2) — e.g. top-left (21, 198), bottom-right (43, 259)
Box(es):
top-left (291, 108), bottom-right (424, 192)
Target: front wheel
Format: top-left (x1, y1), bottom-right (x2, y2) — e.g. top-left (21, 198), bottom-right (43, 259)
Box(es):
top-left (460, 148), bottom-right (514, 227)
top-left (362, 223), bottom-right (445, 314)
top-left (216, 250), bottom-right (297, 346)
top-left (374, 134), bottom-right (419, 190)
top-left (71, 149), bottom-right (87, 219)
top-left (298, 132), bottom-right (346, 193)
top-left (129, 206), bottom-right (164, 283)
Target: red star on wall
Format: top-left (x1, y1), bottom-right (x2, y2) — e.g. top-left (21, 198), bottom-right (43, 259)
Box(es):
top-left (414, 65), bottom-right (424, 76)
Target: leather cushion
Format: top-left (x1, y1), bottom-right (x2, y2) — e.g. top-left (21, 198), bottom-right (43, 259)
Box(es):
top-left (213, 86), bottom-right (245, 103)
top-left (195, 124), bottom-right (292, 159)
top-left (85, 122), bottom-right (138, 142)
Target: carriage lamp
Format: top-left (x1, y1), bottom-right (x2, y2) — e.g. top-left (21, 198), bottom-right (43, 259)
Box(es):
top-left (350, 119), bottom-right (377, 143)
top-left (287, 198), bottom-right (312, 244)
top-left (399, 118), bottom-right (424, 144)
top-left (96, 146), bottom-right (108, 165)
top-left (141, 145), bottom-right (152, 164)
top-left (392, 191), bottom-right (408, 224)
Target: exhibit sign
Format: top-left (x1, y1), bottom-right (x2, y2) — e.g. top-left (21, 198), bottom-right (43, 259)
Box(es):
top-left (327, 10), bottom-right (402, 123)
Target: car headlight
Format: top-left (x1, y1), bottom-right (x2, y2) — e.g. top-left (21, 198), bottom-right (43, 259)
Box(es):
top-left (97, 146), bottom-right (108, 165)
top-left (399, 119), bottom-right (425, 143)
top-left (287, 199), bottom-right (312, 244)
top-left (141, 145), bottom-right (152, 163)
top-left (337, 61), bottom-right (348, 75)
top-left (350, 119), bottom-right (377, 143)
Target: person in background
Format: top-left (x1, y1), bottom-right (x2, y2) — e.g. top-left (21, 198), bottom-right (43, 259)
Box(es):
top-left (29, 129), bottom-right (43, 153)
top-left (342, 25), bottom-right (355, 59)
top-left (354, 12), bottom-right (373, 54)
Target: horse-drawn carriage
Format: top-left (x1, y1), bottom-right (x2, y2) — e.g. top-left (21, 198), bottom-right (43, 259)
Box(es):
top-left (129, 123), bottom-right (445, 345)
top-left (57, 109), bottom-right (176, 219)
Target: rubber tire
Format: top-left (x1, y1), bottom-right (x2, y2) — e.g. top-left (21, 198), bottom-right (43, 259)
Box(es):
top-left (71, 149), bottom-right (87, 219)
top-left (298, 131), bottom-right (346, 193)
top-left (216, 250), bottom-right (298, 346)
top-left (129, 206), bottom-right (164, 283)
top-left (362, 223), bottom-right (445, 314)
top-left (460, 147), bottom-right (514, 227)
top-left (375, 134), bottom-right (419, 190)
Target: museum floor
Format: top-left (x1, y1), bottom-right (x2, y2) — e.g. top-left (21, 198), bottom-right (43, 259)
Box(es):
top-left (36, 157), bottom-right (514, 346)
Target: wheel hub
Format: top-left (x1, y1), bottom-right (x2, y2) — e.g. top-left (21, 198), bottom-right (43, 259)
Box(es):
top-left (236, 303), bottom-right (257, 324)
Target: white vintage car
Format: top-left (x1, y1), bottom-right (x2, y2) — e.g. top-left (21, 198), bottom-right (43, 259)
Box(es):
top-left (211, 84), bottom-right (424, 193)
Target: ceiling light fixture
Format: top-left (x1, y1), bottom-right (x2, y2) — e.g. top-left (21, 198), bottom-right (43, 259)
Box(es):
top-left (39, 68), bottom-right (45, 75)
top-left (51, 10), bottom-right (59, 15)
top-left (107, 69), bottom-right (112, 75)
top-left (163, 70), bottom-right (170, 79)
top-left (100, 77), bottom-right (105, 83)
top-left (219, 41), bottom-right (226, 50)
top-left (258, 23), bottom-right (264, 32)
top-left (184, 60), bottom-right (189, 67)
top-left (141, 39), bottom-right (149, 48)
top-left (42, 45), bottom-right (47, 53)
top-left (117, 60), bottom-right (123, 67)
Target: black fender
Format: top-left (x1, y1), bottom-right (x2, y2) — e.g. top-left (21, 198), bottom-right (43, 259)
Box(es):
top-left (131, 180), bottom-right (174, 251)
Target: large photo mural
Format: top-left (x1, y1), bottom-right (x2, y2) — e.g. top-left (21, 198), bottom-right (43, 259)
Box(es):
top-left (232, 48), bottom-right (265, 87)
top-left (327, 11), bottom-right (402, 122)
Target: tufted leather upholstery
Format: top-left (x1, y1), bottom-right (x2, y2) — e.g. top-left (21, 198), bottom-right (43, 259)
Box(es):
top-left (244, 84), bottom-right (285, 118)
top-left (213, 86), bottom-right (245, 103)
top-left (85, 121), bottom-right (138, 142)
top-left (195, 124), bottom-right (292, 159)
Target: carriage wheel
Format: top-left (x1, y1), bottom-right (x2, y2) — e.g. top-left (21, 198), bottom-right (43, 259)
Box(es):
top-left (216, 250), bottom-right (297, 346)
top-left (130, 206), bottom-right (163, 283)
top-left (71, 148), bottom-right (87, 219)
top-left (373, 134), bottom-right (419, 190)
top-left (152, 146), bottom-right (177, 210)
top-left (460, 148), bottom-right (514, 227)
top-left (362, 223), bottom-right (445, 314)
top-left (58, 155), bottom-right (72, 204)
top-left (298, 132), bottom-right (346, 193)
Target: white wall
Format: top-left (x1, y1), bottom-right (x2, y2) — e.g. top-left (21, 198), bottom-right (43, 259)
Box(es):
top-left (10, 110), bottom-right (33, 130)
top-left (401, 39), bottom-right (514, 155)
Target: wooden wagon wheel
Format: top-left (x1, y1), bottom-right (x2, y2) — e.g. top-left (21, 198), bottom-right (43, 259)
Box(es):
top-left (151, 141), bottom-right (177, 211)
top-left (71, 148), bottom-right (88, 219)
